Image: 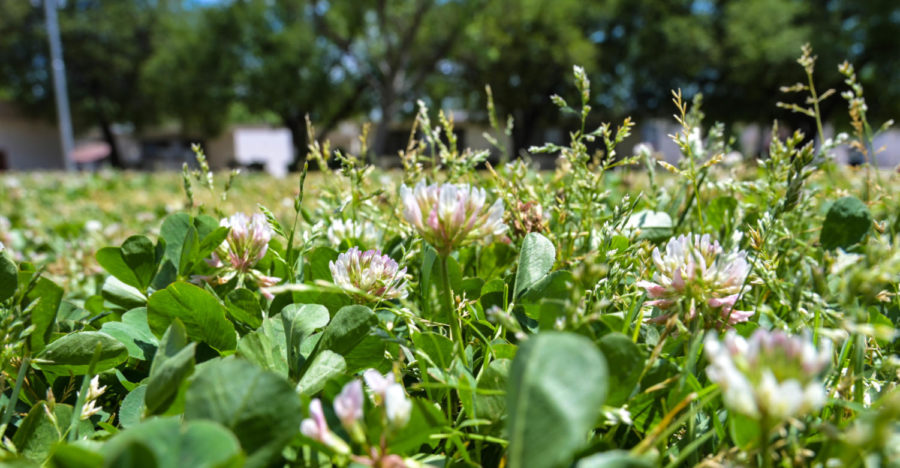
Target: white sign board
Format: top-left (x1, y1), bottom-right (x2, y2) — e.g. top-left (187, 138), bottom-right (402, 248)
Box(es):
top-left (234, 128), bottom-right (294, 177)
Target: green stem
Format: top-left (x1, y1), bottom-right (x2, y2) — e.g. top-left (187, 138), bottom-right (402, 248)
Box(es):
top-left (759, 416), bottom-right (772, 468)
top-left (439, 255), bottom-right (466, 360)
top-left (0, 355), bottom-right (30, 436)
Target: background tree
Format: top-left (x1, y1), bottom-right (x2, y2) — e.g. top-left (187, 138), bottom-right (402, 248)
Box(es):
top-left (0, 0), bottom-right (163, 166)
top-left (310, 0), bottom-right (482, 157)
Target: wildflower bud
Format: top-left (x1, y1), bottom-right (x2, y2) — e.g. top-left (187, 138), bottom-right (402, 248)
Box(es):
top-left (79, 376), bottom-right (106, 420)
top-left (384, 384), bottom-right (412, 429)
top-left (637, 233), bottom-right (752, 327)
top-left (329, 247), bottom-right (408, 302)
top-left (363, 369), bottom-right (411, 430)
top-left (400, 182), bottom-right (507, 255)
top-left (363, 369), bottom-right (396, 403)
top-left (705, 330), bottom-right (831, 422)
top-left (301, 399), bottom-right (351, 454)
top-left (333, 380), bottom-right (364, 431)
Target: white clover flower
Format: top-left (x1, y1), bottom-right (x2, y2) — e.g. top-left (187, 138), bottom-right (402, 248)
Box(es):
top-left (637, 233), bottom-right (752, 327)
top-left (84, 220), bottom-right (103, 233)
top-left (329, 247), bottom-right (408, 302)
top-left (400, 182), bottom-right (507, 255)
top-left (333, 380), bottom-right (364, 430)
top-left (214, 213), bottom-right (272, 272)
top-left (195, 212), bottom-right (280, 297)
top-left (705, 330), bottom-right (831, 422)
top-left (326, 219), bottom-right (381, 248)
top-left (301, 399), bottom-right (351, 454)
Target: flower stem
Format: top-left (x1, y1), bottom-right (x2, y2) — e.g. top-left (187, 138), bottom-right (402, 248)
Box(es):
top-left (759, 416), bottom-right (772, 468)
top-left (439, 254), bottom-right (466, 360)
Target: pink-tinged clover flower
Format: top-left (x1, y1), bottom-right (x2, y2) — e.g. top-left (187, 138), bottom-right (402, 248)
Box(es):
top-left (329, 247), bottom-right (408, 302)
top-left (301, 399), bottom-right (351, 454)
top-left (705, 330), bottom-right (831, 422)
top-left (333, 380), bottom-right (364, 430)
top-left (195, 213), bottom-right (280, 298)
top-left (400, 182), bottom-right (507, 255)
top-left (637, 233), bottom-right (752, 327)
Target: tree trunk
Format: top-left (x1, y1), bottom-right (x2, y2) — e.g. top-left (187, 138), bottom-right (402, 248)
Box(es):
top-left (512, 109), bottom-right (539, 161)
top-left (371, 86), bottom-right (398, 164)
top-left (99, 118), bottom-right (123, 168)
top-left (284, 115), bottom-right (308, 171)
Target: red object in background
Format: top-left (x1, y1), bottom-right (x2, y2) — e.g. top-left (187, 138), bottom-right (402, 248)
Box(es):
top-left (71, 142), bottom-right (110, 164)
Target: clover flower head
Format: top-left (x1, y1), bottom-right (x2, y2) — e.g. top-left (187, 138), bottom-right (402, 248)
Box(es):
top-left (301, 399), bottom-right (351, 454)
top-left (329, 247), bottom-right (408, 302)
top-left (705, 329), bottom-right (831, 422)
top-left (195, 212), bottom-right (280, 297)
top-left (214, 213), bottom-right (272, 272)
top-left (400, 182), bottom-right (507, 255)
top-left (637, 233), bottom-right (752, 327)
top-left (326, 218), bottom-right (381, 247)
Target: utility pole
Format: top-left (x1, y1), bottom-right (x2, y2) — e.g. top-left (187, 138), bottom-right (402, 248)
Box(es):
top-left (43, 0), bottom-right (76, 171)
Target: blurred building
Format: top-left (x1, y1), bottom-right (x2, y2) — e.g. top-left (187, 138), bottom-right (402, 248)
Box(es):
top-left (0, 101), bottom-right (65, 170)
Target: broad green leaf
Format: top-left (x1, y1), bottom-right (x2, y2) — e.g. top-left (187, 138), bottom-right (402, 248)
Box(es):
top-left (598, 333), bottom-right (644, 406)
top-left (342, 334), bottom-right (386, 374)
top-left (237, 317), bottom-right (288, 376)
top-left (33, 332), bottom-right (128, 375)
top-left (0, 253), bottom-right (17, 301)
top-left (100, 308), bottom-right (159, 361)
top-left (96, 236), bottom-right (157, 291)
top-left (46, 444), bottom-right (105, 468)
top-left (119, 385), bottom-right (147, 429)
top-left (519, 270), bottom-right (574, 304)
top-left (514, 232), bottom-right (555, 298)
top-left (185, 358), bottom-right (303, 468)
top-left (305, 247), bottom-right (338, 282)
top-left (506, 332), bottom-right (609, 468)
top-left (412, 332), bottom-right (454, 369)
top-left (388, 398), bottom-right (447, 455)
top-left (627, 210), bottom-right (673, 242)
top-left (21, 275), bottom-right (63, 353)
top-left (281, 303), bottom-right (329, 377)
top-left (147, 282), bottom-right (236, 352)
top-left (473, 358), bottom-right (510, 425)
top-left (225, 288), bottom-right (264, 329)
top-left (145, 322), bottom-right (196, 415)
top-left (302, 304), bottom-right (377, 375)
top-left (100, 276), bottom-right (147, 311)
top-left (159, 213), bottom-right (193, 277)
top-left (103, 440), bottom-right (157, 468)
top-left (101, 417), bottom-right (243, 468)
top-left (13, 403), bottom-right (88, 463)
top-left (296, 350), bottom-right (346, 396)
top-left (821, 196), bottom-right (872, 250)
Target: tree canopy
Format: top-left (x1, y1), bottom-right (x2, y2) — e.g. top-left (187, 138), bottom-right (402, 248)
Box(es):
top-left (0, 0), bottom-right (897, 164)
